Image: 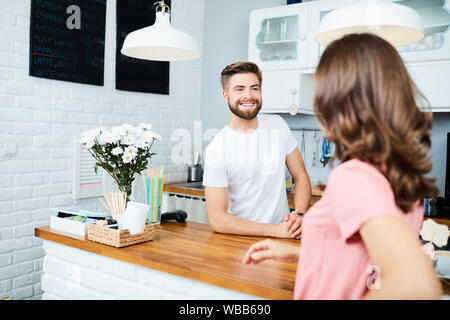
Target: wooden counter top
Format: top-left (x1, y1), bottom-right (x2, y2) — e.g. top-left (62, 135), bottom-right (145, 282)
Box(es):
top-left (35, 222), bottom-right (300, 300)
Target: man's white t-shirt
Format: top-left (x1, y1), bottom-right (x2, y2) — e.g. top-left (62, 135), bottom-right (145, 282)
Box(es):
top-left (202, 114), bottom-right (297, 224)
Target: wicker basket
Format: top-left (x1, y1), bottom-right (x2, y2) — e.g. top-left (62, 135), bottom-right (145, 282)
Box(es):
top-left (87, 222), bottom-right (155, 248)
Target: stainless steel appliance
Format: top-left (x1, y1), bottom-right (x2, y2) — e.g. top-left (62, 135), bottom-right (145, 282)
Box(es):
top-left (444, 132), bottom-right (450, 212)
top-left (187, 164), bottom-right (203, 182)
top-left (187, 152), bottom-right (203, 182)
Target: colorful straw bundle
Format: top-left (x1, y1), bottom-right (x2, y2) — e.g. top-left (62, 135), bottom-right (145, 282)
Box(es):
top-left (142, 166), bottom-right (165, 224)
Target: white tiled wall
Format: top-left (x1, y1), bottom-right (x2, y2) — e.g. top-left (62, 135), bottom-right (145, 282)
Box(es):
top-left (0, 0), bottom-right (205, 300)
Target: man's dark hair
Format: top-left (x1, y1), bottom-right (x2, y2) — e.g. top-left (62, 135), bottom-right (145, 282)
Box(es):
top-left (220, 62), bottom-right (262, 90)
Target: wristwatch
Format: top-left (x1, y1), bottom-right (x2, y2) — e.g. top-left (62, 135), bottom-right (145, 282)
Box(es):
top-left (289, 208), bottom-right (305, 216)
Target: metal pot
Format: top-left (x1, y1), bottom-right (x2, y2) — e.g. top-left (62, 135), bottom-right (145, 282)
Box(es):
top-left (187, 164), bottom-right (203, 182)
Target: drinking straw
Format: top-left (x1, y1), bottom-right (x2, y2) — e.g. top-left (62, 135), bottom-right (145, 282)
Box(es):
top-left (105, 192), bottom-right (114, 214)
top-left (142, 171), bottom-right (147, 200)
top-left (155, 167), bottom-right (161, 222)
top-left (153, 176), bottom-right (158, 222)
top-left (159, 176), bottom-right (165, 211)
top-left (150, 171), bottom-right (154, 222)
top-left (99, 197), bottom-right (111, 213)
top-left (112, 193), bottom-right (117, 214)
top-left (160, 167), bottom-right (165, 216)
top-left (120, 191), bottom-right (126, 213)
top-left (147, 177), bottom-right (152, 221)
top-left (156, 176), bottom-right (161, 223)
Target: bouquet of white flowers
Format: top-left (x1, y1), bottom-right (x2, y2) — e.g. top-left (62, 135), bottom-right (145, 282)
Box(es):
top-left (80, 123), bottom-right (161, 202)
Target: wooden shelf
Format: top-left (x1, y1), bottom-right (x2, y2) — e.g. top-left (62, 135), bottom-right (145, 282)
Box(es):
top-left (258, 39), bottom-right (297, 45)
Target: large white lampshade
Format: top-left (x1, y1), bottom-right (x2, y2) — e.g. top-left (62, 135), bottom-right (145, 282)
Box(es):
top-left (121, 1), bottom-right (200, 61)
top-left (316, 1), bottom-right (424, 47)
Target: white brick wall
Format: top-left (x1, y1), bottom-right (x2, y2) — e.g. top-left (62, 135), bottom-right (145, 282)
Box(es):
top-left (0, 0), bottom-right (205, 300)
top-left (41, 241), bottom-right (260, 300)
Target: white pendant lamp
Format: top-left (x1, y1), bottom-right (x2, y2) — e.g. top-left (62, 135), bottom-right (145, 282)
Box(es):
top-left (121, 1), bottom-right (200, 61)
top-left (316, 0), bottom-right (424, 47)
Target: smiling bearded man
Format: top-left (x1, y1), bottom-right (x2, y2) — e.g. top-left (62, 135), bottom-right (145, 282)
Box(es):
top-left (227, 80), bottom-right (262, 120)
top-left (202, 61), bottom-right (311, 239)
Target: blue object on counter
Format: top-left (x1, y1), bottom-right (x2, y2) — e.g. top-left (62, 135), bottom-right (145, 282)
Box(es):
top-left (66, 216), bottom-right (99, 224)
top-left (51, 208), bottom-right (111, 218)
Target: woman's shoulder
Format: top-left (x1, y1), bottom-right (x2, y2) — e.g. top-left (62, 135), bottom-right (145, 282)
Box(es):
top-left (328, 159), bottom-right (391, 192)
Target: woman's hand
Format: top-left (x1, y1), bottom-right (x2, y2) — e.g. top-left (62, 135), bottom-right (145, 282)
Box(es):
top-left (242, 239), bottom-right (299, 265)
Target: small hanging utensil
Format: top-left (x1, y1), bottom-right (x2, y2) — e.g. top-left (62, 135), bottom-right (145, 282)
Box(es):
top-left (320, 138), bottom-right (331, 167)
top-left (301, 129), bottom-right (306, 156)
top-left (312, 131), bottom-right (318, 167)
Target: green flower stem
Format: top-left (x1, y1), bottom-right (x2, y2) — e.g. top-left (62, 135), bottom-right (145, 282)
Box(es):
top-left (85, 136), bottom-right (158, 205)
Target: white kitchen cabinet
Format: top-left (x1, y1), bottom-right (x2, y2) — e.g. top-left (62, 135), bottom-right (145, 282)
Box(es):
top-left (249, 0), bottom-right (355, 73)
top-left (249, 0), bottom-right (353, 114)
top-left (248, 4), bottom-right (309, 71)
top-left (307, 0), bottom-right (355, 69)
top-left (309, 0), bottom-right (450, 66)
top-left (396, 0), bottom-right (450, 63)
top-left (261, 70), bottom-right (315, 114)
top-left (250, 0), bottom-right (450, 114)
top-left (408, 61), bottom-right (450, 112)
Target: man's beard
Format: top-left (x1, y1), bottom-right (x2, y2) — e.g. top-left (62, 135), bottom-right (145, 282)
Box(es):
top-left (228, 99), bottom-right (262, 120)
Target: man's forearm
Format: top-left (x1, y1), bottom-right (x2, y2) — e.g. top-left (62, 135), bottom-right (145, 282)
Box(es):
top-left (293, 175), bottom-right (311, 213)
top-left (210, 212), bottom-right (289, 238)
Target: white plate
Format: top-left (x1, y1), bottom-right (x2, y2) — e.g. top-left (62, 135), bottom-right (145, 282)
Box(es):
top-left (436, 251), bottom-right (450, 281)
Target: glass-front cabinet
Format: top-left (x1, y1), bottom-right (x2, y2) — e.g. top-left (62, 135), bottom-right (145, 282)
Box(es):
top-left (307, 0), bottom-right (450, 68)
top-left (248, 5), bottom-right (308, 70)
top-left (307, 0), bottom-right (354, 69)
top-left (395, 0), bottom-right (450, 63)
top-left (249, 0), bottom-right (450, 113)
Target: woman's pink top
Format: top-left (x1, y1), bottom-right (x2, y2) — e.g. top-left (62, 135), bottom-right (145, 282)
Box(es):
top-left (294, 159), bottom-right (423, 300)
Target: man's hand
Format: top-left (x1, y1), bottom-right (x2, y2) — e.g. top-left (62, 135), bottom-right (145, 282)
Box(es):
top-left (283, 209), bottom-right (303, 240)
top-left (206, 186), bottom-right (295, 238)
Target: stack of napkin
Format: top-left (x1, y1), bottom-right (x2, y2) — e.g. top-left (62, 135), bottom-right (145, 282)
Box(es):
top-left (420, 219), bottom-right (450, 279)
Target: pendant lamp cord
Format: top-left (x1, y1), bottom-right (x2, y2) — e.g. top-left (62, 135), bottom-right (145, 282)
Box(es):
top-left (154, 1), bottom-right (170, 14)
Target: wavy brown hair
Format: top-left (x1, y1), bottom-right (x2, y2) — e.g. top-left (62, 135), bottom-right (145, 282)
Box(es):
top-left (314, 33), bottom-right (439, 213)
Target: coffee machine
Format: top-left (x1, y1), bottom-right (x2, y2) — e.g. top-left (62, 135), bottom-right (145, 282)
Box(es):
top-left (424, 132), bottom-right (450, 218)
top-left (444, 132), bottom-right (450, 214)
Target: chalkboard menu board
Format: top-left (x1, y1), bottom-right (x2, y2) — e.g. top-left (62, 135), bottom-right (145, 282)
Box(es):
top-left (29, 0), bottom-right (106, 86)
top-left (116, 0), bottom-right (170, 95)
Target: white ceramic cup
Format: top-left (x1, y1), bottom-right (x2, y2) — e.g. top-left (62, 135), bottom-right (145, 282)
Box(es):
top-left (123, 201), bottom-right (150, 235)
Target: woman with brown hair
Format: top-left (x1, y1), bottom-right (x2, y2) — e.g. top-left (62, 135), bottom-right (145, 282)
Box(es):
top-left (243, 33), bottom-right (443, 299)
